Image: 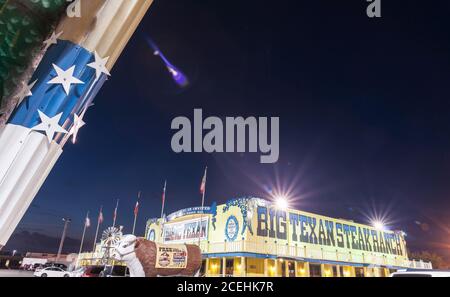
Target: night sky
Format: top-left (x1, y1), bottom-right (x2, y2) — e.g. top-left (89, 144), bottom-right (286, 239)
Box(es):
top-left (6, 0), bottom-right (450, 258)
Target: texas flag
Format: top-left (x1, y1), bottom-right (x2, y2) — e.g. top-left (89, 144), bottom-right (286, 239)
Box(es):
top-left (98, 208), bottom-right (104, 224)
top-left (0, 40), bottom-right (105, 247)
top-left (200, 167), bottom-right (207, 195)
top-left (0, 0), bottom-right (153, 249)
top-left (85, 215), bottom-right (91, 228)
top-left (134, 201), bottom-right (139, 217)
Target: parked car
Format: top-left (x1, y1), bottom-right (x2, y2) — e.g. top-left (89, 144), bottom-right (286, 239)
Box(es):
top-left (81, 266), bottom-right (105, 277)
top-left (99, 265), bottom-right (129, 277)
top-left (34, 267), bottom-right (70, 277)
top-left (45, 262), bottom-right (67, 270)
top-left (390, 270), bottom-right (450, 277)
top-left (69, 267), bottom-right (86, 277)
top-left (33, 263), bottom-right (45, 271)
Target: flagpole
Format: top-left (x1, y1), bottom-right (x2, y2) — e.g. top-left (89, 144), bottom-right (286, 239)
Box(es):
top-left (132, 217), bottom-right (137, 235)
top-left (78, 211), bottom-right (89, 255)
top-left (201, 167), bottom-right (207, 208)
top-left (92, 206), bottom-right (102, 252)
top-left (198, 167), bottom-right (207, 246)
top-left (161, 180), bottom-right (167, 219)
top-left (132, 192), bottom-right (141, 235)
top-left (113, 199), bottom-right (119, 228)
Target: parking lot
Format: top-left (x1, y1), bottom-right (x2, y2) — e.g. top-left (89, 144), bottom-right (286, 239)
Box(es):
top-left (0, 269), bottom-right (34, 277)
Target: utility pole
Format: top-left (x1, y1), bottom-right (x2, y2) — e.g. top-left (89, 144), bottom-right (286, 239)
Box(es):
top-left (57, 218), bottom-right (71, 261)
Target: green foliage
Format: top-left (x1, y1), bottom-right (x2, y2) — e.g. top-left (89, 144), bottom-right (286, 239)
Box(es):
top-left (0, 0), bottom-right (68, 110)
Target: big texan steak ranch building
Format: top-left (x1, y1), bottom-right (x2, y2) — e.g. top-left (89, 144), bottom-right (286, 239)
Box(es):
top-left (145, 197), bottom-right (432, 277)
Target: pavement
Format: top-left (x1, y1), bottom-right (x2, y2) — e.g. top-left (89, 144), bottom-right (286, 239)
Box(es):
top-left (0, 269), bottom-right (34, 277)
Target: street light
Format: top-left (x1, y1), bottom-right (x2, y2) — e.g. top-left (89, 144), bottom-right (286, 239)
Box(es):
top-left (57, 218), bottom-right (71, 260)
top-left (265, 193), bottom-right (291, 275)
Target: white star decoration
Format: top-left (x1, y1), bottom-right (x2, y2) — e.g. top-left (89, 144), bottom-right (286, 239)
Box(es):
top-left (87, 51), bottom-right (111, 79)
top-left (43, 31), bottom-right (63, 51)
top-left (47, 64), bottom-right (84, 95)
top-left (15, 80), bottom-right (37, 107)
top-left (31, 111), bottom-right (68, 143)
top-left (69, 113), bottom-right (86, 144)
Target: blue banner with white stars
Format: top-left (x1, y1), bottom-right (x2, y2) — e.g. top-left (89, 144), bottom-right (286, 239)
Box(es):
top-left (8, 40), bottom-right (106, 136)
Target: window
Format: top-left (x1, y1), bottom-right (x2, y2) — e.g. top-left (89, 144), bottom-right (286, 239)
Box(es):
top-left (225, 259), bottom-right (234, 276)
top-left (332, 266), bottom-right (338, 277)
top-left (355, 267), bottom-right (365, 277)
top-left (309, 264), bottom-right (322, 277)
top-left (200, 259), bottom-right (206, 275)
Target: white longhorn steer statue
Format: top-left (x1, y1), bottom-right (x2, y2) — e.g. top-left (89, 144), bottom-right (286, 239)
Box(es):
top-left (113, 234), bottom-right (202, 277)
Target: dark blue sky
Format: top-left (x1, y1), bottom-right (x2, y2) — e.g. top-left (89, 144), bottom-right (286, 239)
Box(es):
top-left (8, 0), bottom-right (450, 257)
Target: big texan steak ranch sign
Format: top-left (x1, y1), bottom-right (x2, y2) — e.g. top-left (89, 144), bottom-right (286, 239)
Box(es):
top-left (256, 206), bottom-right (405, 257)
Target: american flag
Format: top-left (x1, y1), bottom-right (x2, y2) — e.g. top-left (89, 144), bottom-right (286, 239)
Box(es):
top-left (200, 167), bottom-right (207, 195)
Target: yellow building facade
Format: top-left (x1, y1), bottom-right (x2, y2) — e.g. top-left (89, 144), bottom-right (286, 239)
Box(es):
top-left (145, 197), bottom-right (432, 277)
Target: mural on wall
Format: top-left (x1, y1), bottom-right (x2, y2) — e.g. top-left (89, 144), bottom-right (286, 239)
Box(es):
top-left (163, 217), bottom-right (209, 243)
top-left (225, 215), bottom-right (239, 242)
top-left (223, 197), bottom-right (265, 236)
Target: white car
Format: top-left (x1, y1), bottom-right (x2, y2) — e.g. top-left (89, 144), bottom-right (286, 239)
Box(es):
top-left (34, 267), bottom-right (71, 277)
top-left (390, 270), bottom-right (450, 277)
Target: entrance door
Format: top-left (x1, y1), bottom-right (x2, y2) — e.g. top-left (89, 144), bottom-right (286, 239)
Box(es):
top-left (225, 259), bottom-right (234, 276)
top-left (281, 261), bottom-right (287, 277)
top-left (355, 267), bottom-right (365, 277)
top-left (309, 264), bottom-right (322, 277)
top-left (288, 261), bottom-right (295, 277)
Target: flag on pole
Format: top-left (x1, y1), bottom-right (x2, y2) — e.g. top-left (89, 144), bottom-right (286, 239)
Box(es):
top-left (134, 191), bottom-right (141, 217)
top-left (132, 191), bottom-right (141, 235)
top-left (198, 167), bottom-right (207, 246)
top-left (113, 199), bottom-right (119, 227)
top-left (162, 182), bottom-right (166, 205)
top-left (134, 201), bottom-right (139, 217)
top-left (85, 214), bottom-right (91, 228)
top-left (200, 167), bottom-right (207, 195)
top-left (98, 207), bottom-right (104, 224)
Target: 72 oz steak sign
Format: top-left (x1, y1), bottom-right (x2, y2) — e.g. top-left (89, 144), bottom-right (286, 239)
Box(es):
top-left (155, 244), bottom-right (188, 269)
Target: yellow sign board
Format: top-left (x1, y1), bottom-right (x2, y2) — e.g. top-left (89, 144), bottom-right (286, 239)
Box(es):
top-left (253, 205), bottom-right (406, 257)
